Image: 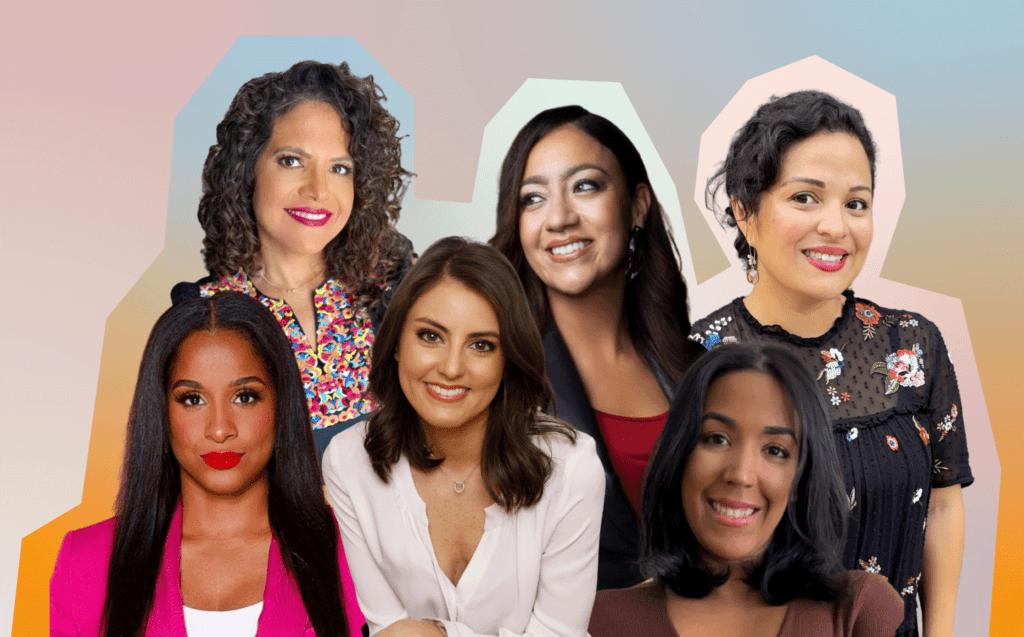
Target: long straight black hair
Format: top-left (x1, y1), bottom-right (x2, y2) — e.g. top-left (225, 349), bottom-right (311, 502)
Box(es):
top-left (642, 342), bottom-right (849, 604)
top-left (102, 292), bottom-right (348, 636)
top-left (491, 105), bottom-right (703, 385)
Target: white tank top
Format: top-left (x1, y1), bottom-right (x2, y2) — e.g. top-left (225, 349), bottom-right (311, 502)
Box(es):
top-left (183, 601), bottom-right (263, 637)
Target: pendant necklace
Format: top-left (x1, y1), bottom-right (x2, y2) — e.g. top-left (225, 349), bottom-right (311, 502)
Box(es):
top-left (428, 450), bottom-right (479, 494)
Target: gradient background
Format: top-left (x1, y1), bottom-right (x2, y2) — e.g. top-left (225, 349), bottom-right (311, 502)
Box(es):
top-left (1, 2), bottom-right (1020, 635)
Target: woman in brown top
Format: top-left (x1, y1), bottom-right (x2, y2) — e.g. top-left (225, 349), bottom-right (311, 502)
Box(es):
top-left (588, 342), bottom-right (903, 637)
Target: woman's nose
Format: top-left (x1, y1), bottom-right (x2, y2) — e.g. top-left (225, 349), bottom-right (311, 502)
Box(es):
top-left (437, 345), bottom-right (465, 380)
top-left (817, 201), bottom-right (849, 239)
top-left (544, 191), bottom-right (579, 232)
top-left (299, 168), bottom-right (329, 201)
top-left (723, 446), bottom-right (757, 487)
top-left (206, 403), bottom-right (238, 443)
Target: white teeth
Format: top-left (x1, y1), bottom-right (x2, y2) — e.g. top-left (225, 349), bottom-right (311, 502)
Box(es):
top-left (711, 501), bottom-right (755, 518)
top-left (289, 209), bottom-right (327, 220)
top-left (804, 250), bottom-right (845, 262)
top-left (550, 241), bottom-right (589, 256)
top-left (427, 383), bottom-right (467, 398)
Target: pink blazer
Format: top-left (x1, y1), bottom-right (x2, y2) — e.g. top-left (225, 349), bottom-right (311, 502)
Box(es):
top-left (50, 503), bottom-right (364, 636)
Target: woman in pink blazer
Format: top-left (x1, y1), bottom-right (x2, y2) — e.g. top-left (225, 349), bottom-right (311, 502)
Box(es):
top-left (50, 292), bottom-right (364, 636)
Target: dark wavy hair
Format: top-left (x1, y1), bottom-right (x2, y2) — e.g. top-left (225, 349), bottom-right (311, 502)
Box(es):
top-left (198, 60), bottom-right (412, 309)
top-left (365, 237), bottom-right (576, 512)
top-left (102, 292), bottom-right (348, 637)
top-left (641, 342), bottom-right (848, 604)
top-left (706, 90), bottom-right (877, 269)
top-left (490, 105), bottom-right (702, 385)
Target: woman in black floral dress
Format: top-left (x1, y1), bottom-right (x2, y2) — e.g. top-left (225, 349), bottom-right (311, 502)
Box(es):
top-left (690, 90), bottom-right (972, 637)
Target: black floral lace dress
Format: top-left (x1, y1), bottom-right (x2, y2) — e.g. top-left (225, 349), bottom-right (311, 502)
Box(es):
top-left (690, 291), bottom-right (973, 637)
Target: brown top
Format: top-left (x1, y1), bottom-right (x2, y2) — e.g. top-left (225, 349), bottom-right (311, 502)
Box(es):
top-left (588, 571), bottom-right (903, 637)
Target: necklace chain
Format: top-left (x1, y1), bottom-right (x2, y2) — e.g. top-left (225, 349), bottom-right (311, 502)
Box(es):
top-left (258, 267), bottom-right (325, 294)
top-left (428, 450), bottom-right (479, 494)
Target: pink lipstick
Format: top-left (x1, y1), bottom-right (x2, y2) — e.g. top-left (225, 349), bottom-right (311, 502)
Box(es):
top-left (286, 207), bottom-right (332, 227)
top-left (708, 498), bottom-right (760, 527)
top-left (201, 452), bottom-right (244, 470)
top-left (545, 237), bottom-right (593, 263)
top-left (425, 382), bottom-right (469, 403)
top-left (803, 246), bottom-right (848, 272)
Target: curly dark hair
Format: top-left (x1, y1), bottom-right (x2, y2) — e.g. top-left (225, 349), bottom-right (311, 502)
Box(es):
top-left (705, 90), bottom-right (877, 269)
top-left (198, 60), bottom-right (412, 308)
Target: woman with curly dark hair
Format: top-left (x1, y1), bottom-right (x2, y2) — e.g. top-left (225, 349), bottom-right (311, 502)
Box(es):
top-left (323, 237), bottom-right (604, 637)
top-left (172, 60), bottom-right (414, 456)
top-left (490, 105), bottom-right (703, 590)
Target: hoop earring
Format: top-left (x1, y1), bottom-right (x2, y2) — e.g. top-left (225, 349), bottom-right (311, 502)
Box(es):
top-left (626, 225), bottom-right (643, 281)
top-left (746, 247), bottom-right (759, 285)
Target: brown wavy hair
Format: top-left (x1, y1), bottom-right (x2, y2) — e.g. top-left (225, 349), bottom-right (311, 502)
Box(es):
top-left (490, 105), bottom-right (702, 385)
top-left (364, 237), bottom-right (576, 512)
top-left (198, 60), bottom-right (412, 309)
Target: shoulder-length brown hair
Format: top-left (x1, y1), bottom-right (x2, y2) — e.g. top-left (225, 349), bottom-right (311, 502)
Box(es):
top-left (198, 60), bottom-right (412, 309)
top-left (490, 105), bottom-right (701, 385)
top-left (365, 236), bottom-right (576, 512)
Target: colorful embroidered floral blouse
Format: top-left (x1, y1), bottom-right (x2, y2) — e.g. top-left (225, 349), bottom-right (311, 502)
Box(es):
top-left (690, 291), bottom-right (972, 637)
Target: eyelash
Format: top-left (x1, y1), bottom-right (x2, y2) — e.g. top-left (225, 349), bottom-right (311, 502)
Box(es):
top-left (417, 329), bottom-right (442, 343)
top-left (277, 155), bottom-right (353, 175)
top-left (172, 388), bottom-right (263, 407)
top-left (700, 433), bottom-right (792, 459)
top-left (470, 340), bottom-right (497, 352)
top-left (175, 391), bottom-right (204, 408)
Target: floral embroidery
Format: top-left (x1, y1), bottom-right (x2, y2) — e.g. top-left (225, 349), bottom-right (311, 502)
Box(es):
top-left (935, 403), bottom-right (959, 442)
top-left (856, 303), bottom-right (881, 339)
top-left (846, 427), bottom-right (859, 442)
top-left (848, 487), bottom-right (857, 510)
top-left (899, 313), bottom-right (920, 328)
top-left (859, 556), bottom-right (884, 578)
top-left (201, 271), bottom-right (377, 430)
top-left (817, 347), bottom-right (845, 383)
top-left (901, 574), bottom-right (921, 597)
top-left (886, 435), bottom-right (899, 451)
top-left (690, 315), bottom-right (734, 350)
top-left (826, 386), bottom-right (841, 406)
top-left (912, 488), bottom-right (923, 504)
top-left (933, 458), bottom-right (948, 475)
top-left (841, 391), bottom-right (851, 402)
top-left (913, 416), bottom-right (930, 445)
top-left (870, 343), bottom-right (925, 395)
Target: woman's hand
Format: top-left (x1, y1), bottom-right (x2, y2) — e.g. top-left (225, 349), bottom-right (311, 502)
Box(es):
top-left (375, 619), bottom-right (446, 637)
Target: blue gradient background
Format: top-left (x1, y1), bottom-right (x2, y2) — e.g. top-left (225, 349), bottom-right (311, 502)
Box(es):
top-left (2, 2), bottom-right (1020, 635)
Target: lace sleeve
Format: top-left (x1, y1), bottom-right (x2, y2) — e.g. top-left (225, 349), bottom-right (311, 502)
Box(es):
top-left (922, 318), bottom-right (973, 488)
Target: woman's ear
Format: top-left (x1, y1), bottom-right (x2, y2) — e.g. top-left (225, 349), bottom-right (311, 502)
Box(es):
top-left (631, 183), bottom-right (652, 228)
top-left (732, 197), bottom-right (757, 249)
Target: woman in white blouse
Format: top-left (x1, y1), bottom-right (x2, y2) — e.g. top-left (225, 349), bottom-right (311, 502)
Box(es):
top-left (323, 237), bottom-right (605, 637)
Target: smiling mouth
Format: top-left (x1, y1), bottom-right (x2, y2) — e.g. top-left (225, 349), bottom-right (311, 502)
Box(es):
top-left (547, 239), bottom-right (593, 261)
top-left (286, 207), bottom-right (332, 227)
top-left (803, 249), bottom-right (848, 272)
top-left (709, 499), bottom-right (759, 526)
top-left (426, 383), bottom-right (468, 402)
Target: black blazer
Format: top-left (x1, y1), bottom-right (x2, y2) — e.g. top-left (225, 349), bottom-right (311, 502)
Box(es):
top-left (542, 321), bottom-right (675, 590)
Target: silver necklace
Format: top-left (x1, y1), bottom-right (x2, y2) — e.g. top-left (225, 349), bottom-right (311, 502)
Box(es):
top-left (428, 450), bottom-right (479, 494)
top-left (258, 268), bottom-right (324, 294)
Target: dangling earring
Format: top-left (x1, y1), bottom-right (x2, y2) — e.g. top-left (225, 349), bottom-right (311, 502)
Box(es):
top-left (746, 247), bottom-right (759, 285)
top-left (626, 225), bottom-right (643, 281)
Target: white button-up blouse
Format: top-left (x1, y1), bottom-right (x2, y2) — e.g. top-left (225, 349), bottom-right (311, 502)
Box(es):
top-left (323, 422), bottom-right (605, 637)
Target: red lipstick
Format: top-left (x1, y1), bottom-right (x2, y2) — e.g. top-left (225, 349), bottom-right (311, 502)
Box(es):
top-left (285, 207), bottom-right (332, 227)
top-left (201, 452), bottom-right (244, 470)
top-left (803, 246), bottom-right (848, 272)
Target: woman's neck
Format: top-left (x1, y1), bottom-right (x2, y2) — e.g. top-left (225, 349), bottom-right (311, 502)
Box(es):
top-left (422, 419), bottom-right (486, 473)
top-left (744, 281), bottom-right (847, 339)
top-left (547, 273), bottom-right (633, 357)
top-left (179, 475), bottom-right (271, 539)
top-left (256, 246), bottom-right (326, 292)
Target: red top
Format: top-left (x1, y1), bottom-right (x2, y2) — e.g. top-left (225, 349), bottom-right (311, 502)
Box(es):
top-left (594, 410), bottom-right (669, 515)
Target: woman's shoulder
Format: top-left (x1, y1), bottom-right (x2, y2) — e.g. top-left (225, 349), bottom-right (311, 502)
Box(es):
top-left (689, 299), bottom-right (746, 350)
top-left (170, 273), bottom-right (248, 304)
top-left (782, 571), bottom-right (902, 637)
top-left (54, 517), bottom-right (117, 583)
top-left (322, 420), bottom-right (372, 473)
top-left (589, 581), bottom-right (675, 637)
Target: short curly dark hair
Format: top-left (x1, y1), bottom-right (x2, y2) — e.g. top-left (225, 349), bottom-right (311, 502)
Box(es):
top-left (198, 60), bottom-right (412, 307)
top-left (706, 90), bottom-right (876, 269)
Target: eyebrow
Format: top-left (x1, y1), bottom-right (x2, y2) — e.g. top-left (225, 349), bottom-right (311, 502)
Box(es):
top-left (169, 376), bottom-right (267, 390)
top-left (414, 317), bottom-right (499, 340)
top-left (271, 145), bottom-right (352, 163)
top-left (702, 412), bottom-right (798, 440)
top-left (521, 163), bottom-right (610, 188)
top-left (784, 176), bottom-right (872, 193)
